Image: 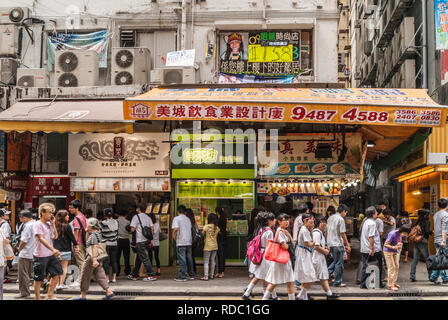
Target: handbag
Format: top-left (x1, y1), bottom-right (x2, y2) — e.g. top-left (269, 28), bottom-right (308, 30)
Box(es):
top-left (86, 233), bottom-right (108, 262)
top-left (427, 247), bottom-right (448, 271)
top-left (408, 224), bottom-right (423, 243)
top-left (264, 229), bottom-right (290, 264)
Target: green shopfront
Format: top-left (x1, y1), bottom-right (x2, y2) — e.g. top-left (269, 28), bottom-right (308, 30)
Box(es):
top-left (172, 143), bottom-right (255, 265)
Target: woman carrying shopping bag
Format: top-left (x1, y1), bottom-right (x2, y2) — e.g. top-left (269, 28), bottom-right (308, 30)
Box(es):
top-left (262, 213), bottom-right (295, 300)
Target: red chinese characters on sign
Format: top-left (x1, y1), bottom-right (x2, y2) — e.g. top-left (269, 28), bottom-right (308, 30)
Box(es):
top-left (114, 137), bottom-right (124, 159)
top-left (31, 177), bottom-right (69, 196)
top-left (156, 105), bottom-right (171, 118)
top-left (280, 141), bottom-right (294, 155)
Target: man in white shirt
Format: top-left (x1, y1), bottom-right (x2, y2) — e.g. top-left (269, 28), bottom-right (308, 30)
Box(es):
top-left (327, 204), bottom-right (351, 287)
top-left (172, 205), bottom-right (194, 282)
top-left (359, 206), bottom-right (385, 289)
top-left (15, 210), bottom-right (35, 299)
top-left (129, 204), bottom-right (156, 281)
top-left (0, 211), bottom-right (12, 239)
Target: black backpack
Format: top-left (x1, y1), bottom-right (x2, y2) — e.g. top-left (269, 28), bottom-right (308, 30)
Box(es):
top-left (191, 225), bottom-right (203, 247)
top-left (75, 217), bottom-right (86, 246)
top-left (137, 214), bottom-right (153, 241)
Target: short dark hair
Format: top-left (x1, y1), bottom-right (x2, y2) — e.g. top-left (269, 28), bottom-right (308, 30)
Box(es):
top-left (118, 209), bottom-right (127, 217)
top-left (375, 205), bottom-right (383, 215)
top-left (177, 205), bottom-right (187, 214)
top-left (302, 213), bottom-right (313, 222)
top-left (103, 208), bottom-right (114, 219)
top-left (149, 213), bottom-right (157, 224)
top-left (365, 206), bottom-right (377, 218)
top-left (399, 225), bottom-right (411, 234)
top-left (379, 201), bottom-right (386, 206)
top-left (20, 209), bottom-right (33, 219)
top-left (137, 203), bottom-right (146, 212)
top-left (383, 208), bottom-right (393, 216)
top-left (315, 216), bottom-right (327, 227)
top-left (297, 203), bottom-right (309, 214)
top-left (277, 213), bottom-right (290, 221)
top-left (438, 198), bottom-right (448, 209)
top-left (69, 199), bottom-right (82, 210)
top-left (306, 201), bottom-right (314, 212)
top-left (400, 210), bottom-right (409, 217)
top-left (337, 204), bottom-right (349, 213)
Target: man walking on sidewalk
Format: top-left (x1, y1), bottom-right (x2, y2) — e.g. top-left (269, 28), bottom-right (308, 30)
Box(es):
top-left (327, 204), bottom-right (351, 287)
top-left (430, 198), bottom-right (448, 284)
top-left (69, 200), bottom-right (87, 288)
top-left (172, 205), bottom-right (195, 281)
top-left (360, 206), bottom-right (385, 289)
top-left (15, 210), bottom-right (35, 299)
top-left (129, 204), bottom-right (156, 281)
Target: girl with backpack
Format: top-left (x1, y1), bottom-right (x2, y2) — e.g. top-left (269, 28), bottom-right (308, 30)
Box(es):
top-left (410, 209), bottom-right (432, 282)
top-left (262, 213), bottom-right (296, 300)
top-left (200, 213), bottom-right (220, 281)
top-left (242, 211), bottom-right (277, 300)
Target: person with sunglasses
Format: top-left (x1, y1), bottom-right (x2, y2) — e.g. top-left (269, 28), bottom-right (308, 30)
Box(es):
top-left (262, 213), bottom-right (295, 300)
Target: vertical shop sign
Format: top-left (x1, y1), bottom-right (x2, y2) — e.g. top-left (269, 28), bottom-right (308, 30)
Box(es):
top-left (430, 184), bottom-right (439, 214)
top-left (436, 0), bottom-right (448, 50)
top-left (0, 132), bottom-right (5, 171)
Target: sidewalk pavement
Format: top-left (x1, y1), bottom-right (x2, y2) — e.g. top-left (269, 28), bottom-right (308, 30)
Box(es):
top-left (4, 240), bottom-right (448, 298)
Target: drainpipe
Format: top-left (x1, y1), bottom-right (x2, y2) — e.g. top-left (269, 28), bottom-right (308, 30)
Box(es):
top-left (422, 0), bottom-right (428, 89)
top-left (181, 0), bottom-right (187, 50)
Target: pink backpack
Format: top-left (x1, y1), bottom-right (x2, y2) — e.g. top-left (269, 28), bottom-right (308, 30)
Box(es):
top-left (247, 228), bottom-right (269, 265)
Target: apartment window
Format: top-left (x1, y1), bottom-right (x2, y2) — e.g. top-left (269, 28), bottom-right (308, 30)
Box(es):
top-left (46, 133), bottom-right (67, 161)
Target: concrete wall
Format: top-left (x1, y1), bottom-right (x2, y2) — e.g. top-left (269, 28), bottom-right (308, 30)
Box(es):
top-left (3, 0), bottom-right (339, 84)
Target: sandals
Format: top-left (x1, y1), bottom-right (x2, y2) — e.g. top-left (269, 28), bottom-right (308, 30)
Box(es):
top-left (200, 277), bottom-right (209, 281)
top-left (394, 283), bottom-right (401, 288)
top-left (388, 286), bottom-right (399, 291)
top-left (216, 273), bottom-right (224, 278)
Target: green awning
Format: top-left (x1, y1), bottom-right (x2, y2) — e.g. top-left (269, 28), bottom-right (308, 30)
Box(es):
top-left (370, 128), bottom-right (431, 177)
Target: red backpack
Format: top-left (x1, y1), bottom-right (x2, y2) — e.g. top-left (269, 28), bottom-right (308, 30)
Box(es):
top-left (247, 227), bottom-right (269, 265)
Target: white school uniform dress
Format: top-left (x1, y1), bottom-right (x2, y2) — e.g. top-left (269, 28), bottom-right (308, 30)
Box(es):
top-left (264, 229), bottom-right (295, 285)
top-left (312, 228), bottom-right (329, 280)
top-left (248, 228), bottom-right (274, 280)
top-left (294, 226), bottom-right (318, 283)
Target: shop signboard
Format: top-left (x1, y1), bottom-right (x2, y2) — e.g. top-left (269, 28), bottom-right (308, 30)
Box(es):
top-left (70, 177), bottom-right (170, 192)
top-left (6, 132), bottom-right (31, 172)
top-left (257, 182), bottom-right (341, 196)
top-left (436, 1), bottom-right (448, 50)
top-left (177, 180), bottom-right (253, 198)
top-left (124, 88), bottom-right (447, 127)
top-left (218, 30), bottom-right (311, 76)
top-left (389, 143), bottom-right (426, 177)
top-left (30, 177), bottom-right (70, 196)
top-left (258, 134), bottom-right (362, 177)
top-left (68, 133), bottom-right (170, 177)
top-left (3, 175), bottom-right (28, 191)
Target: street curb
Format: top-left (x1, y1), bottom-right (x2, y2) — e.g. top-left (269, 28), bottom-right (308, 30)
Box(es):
top-left (3, 287), bottom-right (445, 298)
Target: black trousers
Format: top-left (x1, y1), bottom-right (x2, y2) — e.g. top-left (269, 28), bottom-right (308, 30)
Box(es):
top-left (360, 252), bottom-right (384, 287)
top-left (131, 241), bottom-right (154, 277)
top-left (217, 241), bottom-right (225, 274)
top-left (103, 245), bottom-right (119, 276)
top-left (117, 238), bottom-right (131, 276)
top-left (149, 246), bottom-right (160, 269)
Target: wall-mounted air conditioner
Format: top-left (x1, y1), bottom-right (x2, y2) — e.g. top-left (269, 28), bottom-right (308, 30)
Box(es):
top-left (0, 7), bottom-right (30, 24)
top-left (0, 24), bottom-right (19, 57)
top-left (162, 67), bottom-right (195, 84)
top-left (17, 68), bottom-right (49, 87)
top-left (55, 50), bottom-right (99, 87)
top-left (111, 47), bottom-right (151, 85)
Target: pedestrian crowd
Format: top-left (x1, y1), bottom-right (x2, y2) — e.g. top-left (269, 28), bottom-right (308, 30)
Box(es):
top-left (0, 198), bottom-right (447, 300)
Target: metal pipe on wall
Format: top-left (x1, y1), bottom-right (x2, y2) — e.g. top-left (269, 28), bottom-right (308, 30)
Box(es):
top-left (422, 0), bottom-right (428, 89)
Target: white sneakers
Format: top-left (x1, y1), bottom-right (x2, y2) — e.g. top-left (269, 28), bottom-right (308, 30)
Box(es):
top-left (69, 281), bottom-right (80, 287)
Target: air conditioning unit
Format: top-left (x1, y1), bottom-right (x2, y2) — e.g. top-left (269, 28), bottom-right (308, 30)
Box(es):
top-left (0, 24), bottom-right (19, 57)
top-left (111, 47), bottom-right (150, 85)
top-left (0, 7), bottom-right (30, 24)
top-left (17, 68), bottom-right (49, 87)
top-left (162, 67), bottom-right (196, 84)
top-left (0, 58), bottom-right (17, 85)
top-left (55, 50), bottom-right (99, 87)
top-left (150, 69), bottom-right (164, 84)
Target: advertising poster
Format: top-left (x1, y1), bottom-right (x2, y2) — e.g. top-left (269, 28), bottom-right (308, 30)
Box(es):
top-left (436, 1), bottom-right (448, 50)
top-left (68, 133), bottom-right (170, 178)
top-left (218, 30), bottom-right (311, 76)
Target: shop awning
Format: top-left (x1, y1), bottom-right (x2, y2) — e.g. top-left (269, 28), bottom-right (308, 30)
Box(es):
top-left (124, 87), bottom-right (448, 128)
top-left (0, 99), bottom-right (133, 133)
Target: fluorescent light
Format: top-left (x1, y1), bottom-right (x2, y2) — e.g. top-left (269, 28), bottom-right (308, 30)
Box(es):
top-left (367, 140), bottom-right (376, 147)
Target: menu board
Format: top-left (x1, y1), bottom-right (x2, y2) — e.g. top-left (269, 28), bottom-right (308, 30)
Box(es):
top-left (152, 203), bottom-right (161, 214)
top-left (145, 204), bottom-right (153, 214)
top-left (161, 203), bottom-right (170, 214)
top-left (70, 178), bottom-right (170, 192)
